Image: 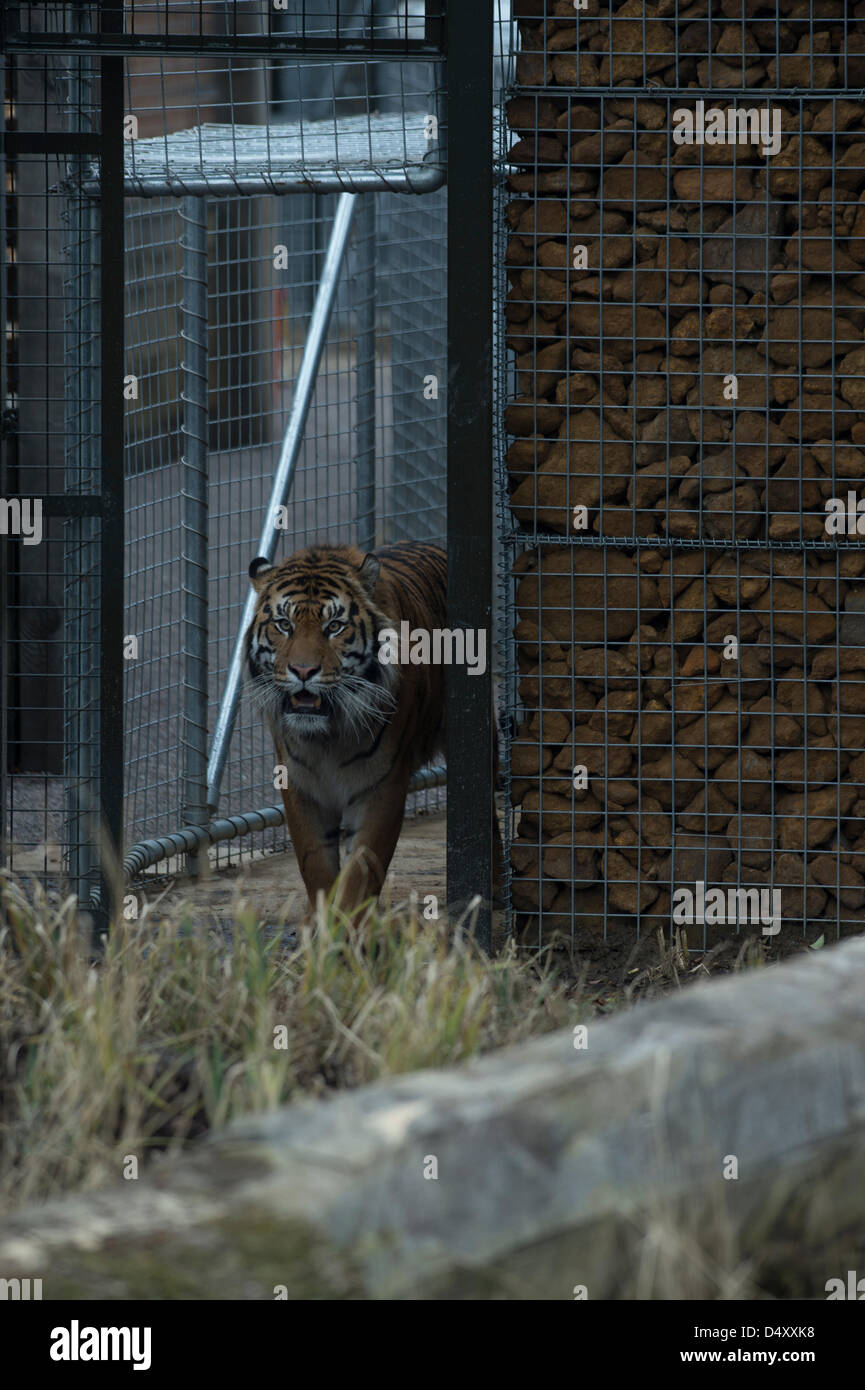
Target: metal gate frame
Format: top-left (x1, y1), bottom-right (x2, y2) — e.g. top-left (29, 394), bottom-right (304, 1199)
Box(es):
top-left (2, 1), bottom-right (497, 945)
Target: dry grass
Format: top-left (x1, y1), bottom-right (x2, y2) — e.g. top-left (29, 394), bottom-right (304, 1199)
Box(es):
top-left (0, 870), bottom-right (573, 1212)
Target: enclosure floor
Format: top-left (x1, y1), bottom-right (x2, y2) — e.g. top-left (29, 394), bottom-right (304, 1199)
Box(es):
top-left (149, 810), bottom-right (447, 931)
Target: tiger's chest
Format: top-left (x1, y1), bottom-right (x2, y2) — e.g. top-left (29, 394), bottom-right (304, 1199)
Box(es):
top-left (277, 716), bottom-right (396, 816)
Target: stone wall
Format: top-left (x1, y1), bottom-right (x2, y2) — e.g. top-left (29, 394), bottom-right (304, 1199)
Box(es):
top-left (2, 939), bottom-right (865, 1299)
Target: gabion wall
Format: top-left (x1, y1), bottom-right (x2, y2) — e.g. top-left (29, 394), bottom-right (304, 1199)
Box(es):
top-left (502, 2), bottom-right (865, 948)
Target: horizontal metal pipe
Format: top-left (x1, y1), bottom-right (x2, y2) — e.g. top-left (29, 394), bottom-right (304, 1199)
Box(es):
top-left (10, 38), bottom-right (445, 61)
top-left (85, 167), bottom-right (447, 199)
top-left (123, 805), bottom-right (286, 880)
top-left (123, 765), bottom-right (447, 880)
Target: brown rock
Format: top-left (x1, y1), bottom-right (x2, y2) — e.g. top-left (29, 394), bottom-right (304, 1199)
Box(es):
top-left (518, 663), bottom-right (580, 710)
top-left (681, 647), bottom-right (721, 678)
top-left (628, 458), bottom-right (676, 510)
top-left (679, 454), bottom-right (747, 501)
top-left (509, 409), bottom-right (637, 529)
top-left (633, 700), bottom-right (673, 748)
top-left (812, 100), bottom-right (864, 134)
top-left (673, 165), bottom-right (755, 203)
top-left (768, 135), bottom-right (832, 202)
top-left (773, 853), bottom-right (830, 921)
top-left (567, 302), bottom-right (668, 344)
top-left (507, 136), bottom-right (565, 166)
top-left (700, 197), bottom-right (787, 294)
top-left (588, 690), bottom-right (640, 739)
top-left (809, 855), bottom-right (865, 909)
top-left (516, 545), bottom-right (661, 644)
top-left (776, 786), bottom-right (857, 852)
top-left (785, 230), bottom-right (860, 275)
top-left (507, 437), bottom-right (550, 473)
top-left (627, 798), bottom-right (672, 851)
top-left (700, 344), bottom-right (771, 411)
top-left (764, 455), bottom-right (823, 514)
top-left (603, 850), bottom-right (660, 914)
top-left (707, 555), bottom-right (769, 606)
top-left (506, 96), bottom-right (563, 134)
top-left (752, 581), bottom-right (836, 645)
top-left (553, 728), bottom-right (633, 781)
top-left (729, 413), bottom-right (792, 475)
top-left (668, 577), bottom-right (719, 642)
top-left (527, 708), bottom-right (572, 748)
top-left (833, 140), bottom-right (865, 191)
top-left (542, 831), bottom-right (604, 884)
top-left (677, 783), bottom-right (739, 834)
top-left (812, 647), bottom-right (865, 680)
top-left (769, 49), bottom-right (837, 88)
top-left (715, 749), bottom-right (772, 812)
top-left (743, 698), bottom-right (802, 751)
top-left (567, 131), bottom-right (634, 166)
top-left (505, 397), bottom-right (563, 437)
top-left (603, 157), bottom-right (668, 210)
top-left (726, 813), bottom-right (775, 867)
top-left (669, 683), bottom-right (725, 720)
top-left (835, 678), bottom-right (865, 717)
top-left (640, 750), bottom-right (704, 810)
top-left (675, 696), bottom-right (744, 770)
top-left (511, 875), bottom-right (557, 914)
top-left (516, 49), bottom-right (552, 87)
top-left (553, 374), bottom-right (604, 408)
top-left (511, 737), bottom-right (552, 780)
top-left (762, 306), bottom-right (861, 368)
top-left (774, 746), bottom-right (845, 792)
top-left (513, 619), bottom-right (564, 661)
top-left (509, 472), bottom-right (578, 534)
top-left (570, 648), bottom-right (639, 690)
top-left (519, 788), bottom-right (605, 839)
top-left (666, 834), bottom-right (733, 885)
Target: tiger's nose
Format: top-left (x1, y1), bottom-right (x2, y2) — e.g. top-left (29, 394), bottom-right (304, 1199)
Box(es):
top-left (289, 664), bottom-right (320, 683)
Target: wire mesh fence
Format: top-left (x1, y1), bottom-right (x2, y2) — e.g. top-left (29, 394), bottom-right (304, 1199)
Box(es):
top-left (2, 8), bottom-right (450, 902)
top-left (123, 184), bottom-right (447, 869)
top-left (499, 7), bottom-right (865, 951)
top-left (6, 2), bottom-right (446, 54)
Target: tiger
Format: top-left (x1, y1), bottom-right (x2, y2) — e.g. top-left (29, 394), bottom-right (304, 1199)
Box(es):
top-left (246, 539), bottom-right (501, 922)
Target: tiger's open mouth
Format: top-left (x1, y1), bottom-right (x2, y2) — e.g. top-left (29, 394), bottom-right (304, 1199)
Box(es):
top-left (286, 690), bottom-right (324, 714)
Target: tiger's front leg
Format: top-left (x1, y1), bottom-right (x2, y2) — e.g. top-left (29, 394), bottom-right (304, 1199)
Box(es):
top-left (277, 779), bottom-right (341, 918)
top-left (335, 768), bottom-right (411, 923)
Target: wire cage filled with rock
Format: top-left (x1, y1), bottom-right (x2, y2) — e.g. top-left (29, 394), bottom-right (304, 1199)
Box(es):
top-left (499, 4), bottom-right (865, 949)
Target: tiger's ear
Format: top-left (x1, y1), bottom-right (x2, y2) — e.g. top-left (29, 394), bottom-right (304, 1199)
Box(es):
top-left (249, 556), bottom-right (274, 591)
top-left (358, 553), bottom-right (380, 595)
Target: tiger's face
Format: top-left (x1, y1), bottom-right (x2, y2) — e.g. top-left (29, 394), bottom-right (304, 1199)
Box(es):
top-left (245, 546), bottom-right (397, 740)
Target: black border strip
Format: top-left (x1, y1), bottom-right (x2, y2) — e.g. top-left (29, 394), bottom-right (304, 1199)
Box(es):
top-left (1, 133), bottom-right (101, 154)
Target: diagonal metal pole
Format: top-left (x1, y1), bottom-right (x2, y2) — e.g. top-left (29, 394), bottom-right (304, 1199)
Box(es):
top-left (206, 190), bottom-right (357, 814)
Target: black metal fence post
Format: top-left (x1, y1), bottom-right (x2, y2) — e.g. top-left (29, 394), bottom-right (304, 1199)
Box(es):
top-left (95, 48), bottom-right (125, 935)
top-left (447, 0), bottom-right (494, 948)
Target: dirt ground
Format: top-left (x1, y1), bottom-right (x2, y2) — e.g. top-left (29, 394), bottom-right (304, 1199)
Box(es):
top-left (142, 809), bottom-right (850, 1010)
top-left (146, 810), bottom-right (449, 935)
